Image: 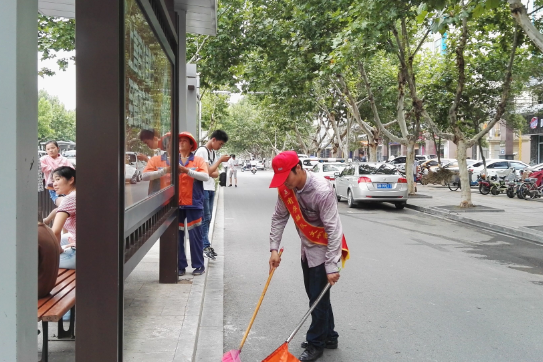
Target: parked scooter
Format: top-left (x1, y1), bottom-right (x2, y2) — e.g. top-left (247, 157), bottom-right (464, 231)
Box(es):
top-left (477, 175), bottom-right (491, 195)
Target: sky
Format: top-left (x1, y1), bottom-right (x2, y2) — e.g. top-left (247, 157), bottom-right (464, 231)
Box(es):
top-left (38, 51), bottom-right (76, 110)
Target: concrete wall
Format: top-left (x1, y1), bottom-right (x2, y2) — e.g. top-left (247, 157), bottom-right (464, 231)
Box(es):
top-left (0, 0), bottom-right (38, 360)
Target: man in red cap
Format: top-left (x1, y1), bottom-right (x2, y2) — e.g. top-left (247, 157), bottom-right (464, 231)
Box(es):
top-left (268, 151), bottom-right (344, 362)
top-left (143, 132), bottom-right (209, 276)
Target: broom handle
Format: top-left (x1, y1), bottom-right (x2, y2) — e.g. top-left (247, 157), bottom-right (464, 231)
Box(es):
top-left (286, 283), bottom-right (331, 343)
top-left (238, 247), bottom-right (284, 351)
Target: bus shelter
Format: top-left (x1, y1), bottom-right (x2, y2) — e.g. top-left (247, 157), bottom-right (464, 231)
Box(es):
top-left (0, 0), bottom-right (216, 360)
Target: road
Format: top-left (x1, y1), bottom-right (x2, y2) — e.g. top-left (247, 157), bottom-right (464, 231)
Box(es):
top-left (222, 169), bottom-right (543, 362)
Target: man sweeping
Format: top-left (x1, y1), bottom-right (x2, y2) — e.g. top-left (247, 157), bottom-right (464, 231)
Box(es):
top-left (268, 151), bottom-right (349, 362)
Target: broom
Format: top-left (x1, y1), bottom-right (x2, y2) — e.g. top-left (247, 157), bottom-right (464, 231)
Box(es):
top-left (261, 282), bottom-right (332, 362)
top-left (222, 247), bottom-right (284, 362)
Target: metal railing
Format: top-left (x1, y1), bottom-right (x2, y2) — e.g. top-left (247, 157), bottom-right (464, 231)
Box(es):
top-left (38, 190), bottom-right (56, 223)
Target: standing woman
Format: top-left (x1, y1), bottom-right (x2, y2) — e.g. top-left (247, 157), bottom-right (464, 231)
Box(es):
top-left (50, 167), bottom-right (77, 269)
top-left (40, 141), bottom-right (74, 205)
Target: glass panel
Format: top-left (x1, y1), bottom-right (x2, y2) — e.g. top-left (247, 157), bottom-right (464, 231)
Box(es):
top-left (373, 164), bottom-right (399, 175)
top-left (323, 164), bottom-right (341, 172)
top-left (124, 0), bottom-right (173, 209)
top-left (358, 164), bottom-right (378, 175)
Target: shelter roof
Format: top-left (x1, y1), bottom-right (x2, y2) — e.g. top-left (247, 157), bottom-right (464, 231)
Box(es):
top-left (38, 0), bottom-right (217, 36)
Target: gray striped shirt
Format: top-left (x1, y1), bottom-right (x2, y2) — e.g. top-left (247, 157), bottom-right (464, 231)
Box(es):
top-left (269, 171), bottom-right (343, 273)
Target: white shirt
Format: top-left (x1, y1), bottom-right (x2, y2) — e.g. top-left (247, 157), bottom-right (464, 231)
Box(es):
top-left (228, 158), bottom-right (238, 169)
top-left (195, 146), bottom-right (217, 191)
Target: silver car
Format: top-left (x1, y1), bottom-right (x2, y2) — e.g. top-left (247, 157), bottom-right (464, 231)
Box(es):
top-left (335, 162), bottom-right (408, 209)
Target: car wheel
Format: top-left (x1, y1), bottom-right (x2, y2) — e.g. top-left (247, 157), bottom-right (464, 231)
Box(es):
top-left (395, 202), bottom-right (405, 210)
top-left (347, 190), bottom-right (356, 208)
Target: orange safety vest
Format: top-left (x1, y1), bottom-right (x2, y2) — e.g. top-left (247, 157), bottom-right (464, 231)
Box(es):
top-left (278, 185), bottom-right (350, 268)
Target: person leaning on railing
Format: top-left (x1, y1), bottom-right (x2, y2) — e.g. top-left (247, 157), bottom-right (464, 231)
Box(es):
top-left (43, 166), bottom-right (77, 270)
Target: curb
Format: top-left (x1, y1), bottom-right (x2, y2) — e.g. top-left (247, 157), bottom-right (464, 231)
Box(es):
top-left (406, 203), bottom-right (543, 245)
top-left (174, 187), bottom-right (221, 362)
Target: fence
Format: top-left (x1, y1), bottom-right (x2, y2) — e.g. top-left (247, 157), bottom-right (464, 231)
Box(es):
top-left (38, 190), bottom-right (56, 223)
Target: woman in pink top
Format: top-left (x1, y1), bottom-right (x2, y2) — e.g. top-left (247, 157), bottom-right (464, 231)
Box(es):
top-left (40, 141), bottom-right (74, 205)
top-left (50, 166), bottom-right (77, 269)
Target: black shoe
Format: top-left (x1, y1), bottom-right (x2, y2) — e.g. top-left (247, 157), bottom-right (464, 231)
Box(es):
top-left (178, 269), bottom-right (186, 276)
top-left (228, 184), bottom-right (232, 187)
top-left (235, 185), bottom-right (237, 187)
top-left (209, 247), bottom-right (218, 257)
top-left (299, 344), bottom-right (323, 362)
top-left (301, 339), bottom-right (338, 350)
top-left (192, 267), bottom-right (205, 275)
top-left (203, 247), bottom-right (216, 260)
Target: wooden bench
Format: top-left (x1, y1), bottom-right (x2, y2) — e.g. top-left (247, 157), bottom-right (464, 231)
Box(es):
top-left (38, 268), bottom-right (76, 362)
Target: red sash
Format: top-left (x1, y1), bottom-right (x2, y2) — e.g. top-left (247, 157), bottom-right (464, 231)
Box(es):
top-left (278, 185), bottom-right (350, 268)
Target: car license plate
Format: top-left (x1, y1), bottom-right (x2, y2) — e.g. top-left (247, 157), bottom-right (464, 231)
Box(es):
top-left (377, 183), bottom-right (391, 189)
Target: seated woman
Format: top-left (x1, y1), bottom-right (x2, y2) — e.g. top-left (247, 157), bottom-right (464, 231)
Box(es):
top-left (49, 166), bottom-right (76, 269)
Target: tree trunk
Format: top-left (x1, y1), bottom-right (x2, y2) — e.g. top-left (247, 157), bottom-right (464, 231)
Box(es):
top-left (456, 138), bottom-right (473, 208)
top-left (406, 140), bottom-right (417, 195)
top-left (368, 142), bottom-right (378, 162)
top-left (509, 0), bottom-right (543, 53)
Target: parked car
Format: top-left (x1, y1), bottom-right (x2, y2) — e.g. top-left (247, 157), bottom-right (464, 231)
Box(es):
top-left (525, 162), bottom-right (543, 172)
top-left (125, 163), bottom-right (141, 184)
top-left (428, 158), bottom-right (456, 173)
top-left (301, 158), bottom-right (320, 170)
top-left (38, 150), bottom-right (47, 158)
top-left (310, 162), bottom-right (348, 189)
top-left (64, 150), bottom-right (77, 167)
top-left (442, 159), bottom-right (479, 172)
top-left (415, 155), bottom-right (431, 162)
top-left (335, 162), bottom-right (408, 209)
top-left (469, 159), bottom-right (529, 181)
top-left (256, 161), bottom-right (265, 170)
top-left (125, 152), bottom-right (146, 184)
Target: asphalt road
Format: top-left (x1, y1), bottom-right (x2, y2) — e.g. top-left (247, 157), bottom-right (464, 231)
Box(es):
top-left (223, 170), bottom-right (543, 362)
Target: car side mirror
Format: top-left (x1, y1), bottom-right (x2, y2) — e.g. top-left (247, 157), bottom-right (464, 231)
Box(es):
top-left (334, 172), bottom-right (340, 177)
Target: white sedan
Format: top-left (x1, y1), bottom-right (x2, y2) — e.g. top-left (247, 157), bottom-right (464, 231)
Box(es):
top-left (310, 162), bottom-right (347, 188)
top-left (335, 162), bottom-right (408, 209)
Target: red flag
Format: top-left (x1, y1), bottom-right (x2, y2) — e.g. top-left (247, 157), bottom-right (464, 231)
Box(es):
top-left (262, 343), bottom-right (299, 362)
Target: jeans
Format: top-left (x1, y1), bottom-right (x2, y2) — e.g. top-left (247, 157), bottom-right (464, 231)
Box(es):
top-left (301, 259), bottom-right (338, 349)
top-left (178, 208), bottom-right (204, 270)
top-left (48, 189), bottom-right (59, 203)
top-left (202, 190), bottom-right (215, 249)
top-left (59, 233), bottom-right (76, 269)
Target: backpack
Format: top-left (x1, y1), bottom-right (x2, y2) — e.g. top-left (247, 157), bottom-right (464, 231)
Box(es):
top-left (197, 146), bottom-right (215, 164)
top-left (219, 171), bottom-right (227, 187)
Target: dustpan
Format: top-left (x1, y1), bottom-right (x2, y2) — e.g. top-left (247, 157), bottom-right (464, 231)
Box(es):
top-left (262, 283), bottom-right (332, 362)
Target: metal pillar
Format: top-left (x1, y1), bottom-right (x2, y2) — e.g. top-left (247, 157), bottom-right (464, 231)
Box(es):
top-left (0, 0), bottom-right (38, 360)
top-left (178, 11), bottom-right (187, 133)
top-left (186, 63), bottom-right (198, 135)
top-left (76, 0), bottom-right (124, 359)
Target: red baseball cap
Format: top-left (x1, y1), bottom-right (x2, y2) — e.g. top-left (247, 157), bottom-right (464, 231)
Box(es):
top-left (269, 151), bottom-right (300, 188)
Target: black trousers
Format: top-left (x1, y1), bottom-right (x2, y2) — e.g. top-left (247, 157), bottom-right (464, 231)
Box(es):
top-left (301, 259), bottom-right (339, 349)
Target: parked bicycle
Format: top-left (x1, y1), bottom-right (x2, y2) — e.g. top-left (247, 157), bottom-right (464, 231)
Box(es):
top-left (446, 174), bottom-right (461, 191)
top-left (517, 177), bottom-right (543, 199)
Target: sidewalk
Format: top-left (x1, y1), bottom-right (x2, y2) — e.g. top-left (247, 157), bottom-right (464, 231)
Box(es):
top-left (39, 189), bottom-right (225, 362)
top-left (407, 184), bottom-right (543, 244)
